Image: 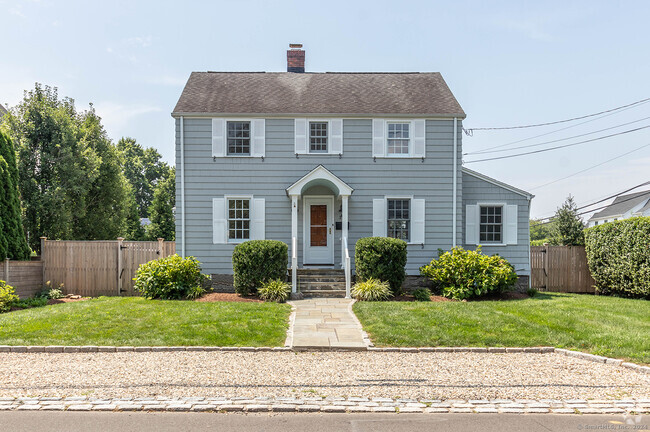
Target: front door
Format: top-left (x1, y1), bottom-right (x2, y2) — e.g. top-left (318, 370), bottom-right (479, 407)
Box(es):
top-left (303, 197), bottom-right (334, 265)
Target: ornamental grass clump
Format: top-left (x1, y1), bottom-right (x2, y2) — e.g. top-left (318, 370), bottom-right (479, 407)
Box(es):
top-left (133, 254), bottom-right (209, 300)
top-left (258, 279), bottom-right (290, 303)
top-left (351, 278), bottom-right (391, 301)
top-left (420, 246), bottom-right (517, 300)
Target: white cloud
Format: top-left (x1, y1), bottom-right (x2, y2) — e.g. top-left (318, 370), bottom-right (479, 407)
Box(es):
top-left (93, 101), bottom-right (162, 138)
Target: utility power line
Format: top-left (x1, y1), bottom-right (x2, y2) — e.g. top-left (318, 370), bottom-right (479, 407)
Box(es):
top-left (464, 97), bottom-right (650, 134)
top-left (528, 142), bottom-right (650, 191)
top-left (466, 116), bottom-right (650, 156)
top-left (467, 100), bottom-right (650, 153)
top-left (463, 125), bottom-right (650, 164)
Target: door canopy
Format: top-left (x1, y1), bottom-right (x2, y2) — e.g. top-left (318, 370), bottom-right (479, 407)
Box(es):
top-left (286, 165), bottom-right (353, 197)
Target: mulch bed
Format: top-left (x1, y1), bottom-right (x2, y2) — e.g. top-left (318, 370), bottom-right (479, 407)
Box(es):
top-left (195, 292), bottom-right (264, 303)
top-left (391, 294), bottom-right (454, 302)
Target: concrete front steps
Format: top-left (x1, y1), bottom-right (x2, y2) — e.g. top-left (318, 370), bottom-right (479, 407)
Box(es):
top-left (296, 268), bottom-right (347, 298)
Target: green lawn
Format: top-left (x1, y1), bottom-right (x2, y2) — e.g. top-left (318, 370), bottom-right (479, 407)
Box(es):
top-left (0, 297), bottom-right (291, 347)
top-left (353, 293), bottom-right (650, 364)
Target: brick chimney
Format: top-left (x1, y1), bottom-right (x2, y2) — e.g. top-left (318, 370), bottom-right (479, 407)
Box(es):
top-left (287, 44), bottom-right (305, 73)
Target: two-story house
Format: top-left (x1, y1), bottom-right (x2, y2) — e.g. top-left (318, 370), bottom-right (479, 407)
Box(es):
top-left (172, 45), bottom-right (533, 297)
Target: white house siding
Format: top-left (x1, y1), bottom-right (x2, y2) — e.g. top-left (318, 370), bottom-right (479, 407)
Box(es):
top-left (176, 118), bottom-right (464, 275)
top-left (462, 172), bottom-right (531, 276)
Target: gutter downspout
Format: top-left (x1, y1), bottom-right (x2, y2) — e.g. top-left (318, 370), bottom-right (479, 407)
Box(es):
top-left (527, 196), bottom-right (532, 289)
top-left (180, 116), bottom-right (186, 258)
top-left (452, 117), bottom-right (458, 247)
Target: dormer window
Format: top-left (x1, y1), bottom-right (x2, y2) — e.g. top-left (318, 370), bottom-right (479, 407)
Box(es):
top-left (387, 122), bottom-right (410, 155)
top-left (309, 121), bottom-right (328, 153)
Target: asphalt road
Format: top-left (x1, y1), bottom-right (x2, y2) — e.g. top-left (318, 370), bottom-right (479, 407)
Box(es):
top-left (0, 412), bottom-right (643, 432)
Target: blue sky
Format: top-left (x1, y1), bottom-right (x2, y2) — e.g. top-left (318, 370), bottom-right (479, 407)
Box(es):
top-left (1, 0), bottom-right (649, 219)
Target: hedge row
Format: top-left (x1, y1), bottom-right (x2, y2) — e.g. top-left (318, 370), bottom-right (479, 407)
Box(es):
top-left (584, 217), bottom-right (650, 299)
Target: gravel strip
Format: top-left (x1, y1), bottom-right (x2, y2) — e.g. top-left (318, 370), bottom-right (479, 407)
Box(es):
top-left (0, 352), bottom-right (648, 400)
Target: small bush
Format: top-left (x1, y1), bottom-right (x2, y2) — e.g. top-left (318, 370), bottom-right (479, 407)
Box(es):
top-left (412, 288), bottom-right (432, 301)
top-left (12, 297), bottom-right (48, 309)
top-left (527, 288), bottom-right (539, 297)
top-left (232, 240), bottom-right (288, 296)
top-left (351, 278), bottom-right (391, 301)
top-left (420, 247), bottom-right (517, 300)
top-left (133, 254), bottom-right (208, 300)
top-left (585, 217), bottom-right (650, 299)
top-left (0, 280), bottom-right (19, 313)
top-left (355, 237), bottom-right (407, 295)
top-left (259, 279), bottom-right (290, 303)
top-left (37, 281), bottom-right (64, 300)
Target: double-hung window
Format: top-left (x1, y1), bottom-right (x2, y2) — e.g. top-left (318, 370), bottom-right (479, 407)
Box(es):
top-left (309, 121), bottom-right (328, 153)
top-left (227, 121), bottom-right (251, 155)
top-left (228, 198), bottom-right (250, 241)
top-left (387, 199), bottom-right (410, 241)
top-left (479, 206), bottom-right (502, 243)
top-left (387, 122), bottom-right (410, 155)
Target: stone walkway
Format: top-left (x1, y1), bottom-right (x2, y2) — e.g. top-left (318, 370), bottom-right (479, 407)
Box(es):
top-left (287, 299), bottom-right (368, 350)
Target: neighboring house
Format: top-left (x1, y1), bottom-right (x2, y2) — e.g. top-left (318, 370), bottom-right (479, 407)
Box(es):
top-left (587, 190), bottom-right (650, 227)
top-left (172, 44), bottom-right (533, 296)
top-left (0, 103), bottom-right (7, 118)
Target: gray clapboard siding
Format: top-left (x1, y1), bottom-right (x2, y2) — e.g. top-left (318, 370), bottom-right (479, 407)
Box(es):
top-left (176, 118), bottom-right (463, 275)
top-left (461, 171), bottom-right (531, 275)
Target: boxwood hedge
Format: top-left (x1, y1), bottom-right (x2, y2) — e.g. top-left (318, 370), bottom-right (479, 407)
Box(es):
top-left (232, 240), bottom-right (288, 296)
top-left (355, 237), bottom-right (407, 295)
top-left (584, 217), bottom-right (650, 299)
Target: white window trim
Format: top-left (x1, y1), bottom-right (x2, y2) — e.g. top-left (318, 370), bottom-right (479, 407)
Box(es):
top-left (385, 121), bottom-right (414, 158)
top-left (477, 202), bottom-right (506, 246)
top-left (307, 119), bottom-right (331, 154)
top-left (225, 194), bottom-right (254, 244)
top-left (385, 195), bottom-right (421, 245)
top-left (225, 119), bottom-right (255, 158)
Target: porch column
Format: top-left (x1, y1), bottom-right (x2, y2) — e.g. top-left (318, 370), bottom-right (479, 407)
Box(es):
top-left (291, 195), bottom-right (298, 294)
top-left (341, 194), bottom-right (350, 298)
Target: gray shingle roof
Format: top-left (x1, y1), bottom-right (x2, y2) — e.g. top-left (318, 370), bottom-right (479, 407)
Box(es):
top-left (172, 72), bottom-right (465, 117)
top-left (590, 190), bottom-right (650, 219)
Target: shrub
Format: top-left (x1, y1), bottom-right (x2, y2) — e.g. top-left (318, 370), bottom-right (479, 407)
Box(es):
top-left (527, 287), bottom-right (539, 297)
top-left (0, 280), bottom-right (19, 313)
top-left (232, 240), bottom-right (288, 296)
top-left (258, 279), bottom-right (290, 303)
top-left (37, 281), bottom-right (64, 300)
top-left (585, 217), bottom-right (650, 299)
top-left (420, 247), bottom-right (517, 300)
top-left (412, 288), bottom-right (432, 301)
top-left (133, 254), bottom-right (208, 300)
top-left (355, 237), bottom-right (407, 295)
top-left (12, 297), bottom-right (48, 309)
top-left (351, 278), bottom-right (391, 301)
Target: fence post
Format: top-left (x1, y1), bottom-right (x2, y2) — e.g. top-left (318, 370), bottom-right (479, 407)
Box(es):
top-left (3, 258), bottom-right (8, 285)
top-left (157, 238), bottom-right (164, 256)
top-left (117, 237), bottom-right (124, 296)
top-left (40, 237), bottom-right (47, 288)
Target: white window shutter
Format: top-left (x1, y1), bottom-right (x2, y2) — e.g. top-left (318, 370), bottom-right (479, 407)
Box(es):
top-left (295, 118), bottom-right (307, 154)
top-left (412, 119), bottom-right (426, 158)
top-left (465, 204), bottom-right (478, 245)
top-left (411, 199), bottom-right (425, 244)
top-left (251, 119), bottom-right (265, 157)
top-left (372, 119), bottom-right (385, 158)
top-left (212, 118), bottom-right (225, 157)
top-left (505, 204), bottom-right (518, 245)
top-left (251, 198), bottom-right (266, 240)
top-left (372, 199), bottom-right (386, 237)
top-left (212, 197), bottom-right (226, 244)
top-left (330, 119), bottom-right (343, 154)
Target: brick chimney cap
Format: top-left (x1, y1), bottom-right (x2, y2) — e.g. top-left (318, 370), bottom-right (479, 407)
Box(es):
top-left (289, 43), bottom-right (303, 49)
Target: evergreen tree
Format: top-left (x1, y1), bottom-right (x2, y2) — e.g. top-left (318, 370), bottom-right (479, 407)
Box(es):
top-left (553, 195), bottom-right (585, 246)
top-left (146, 168), bottom-right (175, 241)
top-left (0, 131), bottom-right (30, 260)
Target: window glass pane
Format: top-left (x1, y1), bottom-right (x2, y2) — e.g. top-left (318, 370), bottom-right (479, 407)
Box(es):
top-left (227, 198), bottom-right (251, 240)
top-left (387, 199), bottom-right (410, 242)
top-left (309, 122), bottom-right (328, 152)
top-left (227, 122), bottom-right (251, 155)
top-left (479, 206), bottom-right (502, 243)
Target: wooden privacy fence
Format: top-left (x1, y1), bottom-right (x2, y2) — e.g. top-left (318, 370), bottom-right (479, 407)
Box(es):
top-left (0, 259), bottom-right (43, 298)
top-left (531, 245), bottom-right (596, 293)
top-left (41, 238), bottom-right (176, 297)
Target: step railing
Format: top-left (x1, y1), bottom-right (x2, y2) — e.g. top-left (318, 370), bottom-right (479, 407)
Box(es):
top-left (291, 236), bottom-right (297, 294)
top-left (343, 236), bottom-right (351, 298)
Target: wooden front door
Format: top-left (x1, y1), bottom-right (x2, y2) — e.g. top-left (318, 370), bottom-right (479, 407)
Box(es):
top-left (303, 197), bottom-right (334, 264)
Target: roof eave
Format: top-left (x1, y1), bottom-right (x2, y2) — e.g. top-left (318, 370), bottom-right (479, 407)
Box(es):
top-left (462, 167), bottom-right (534, 200)
top-left (171, 112), bottom-right (467, 119)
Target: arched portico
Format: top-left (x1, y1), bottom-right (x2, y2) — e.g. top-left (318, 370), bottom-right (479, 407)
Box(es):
top-left (286, 165), bottom-right (353, 297)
